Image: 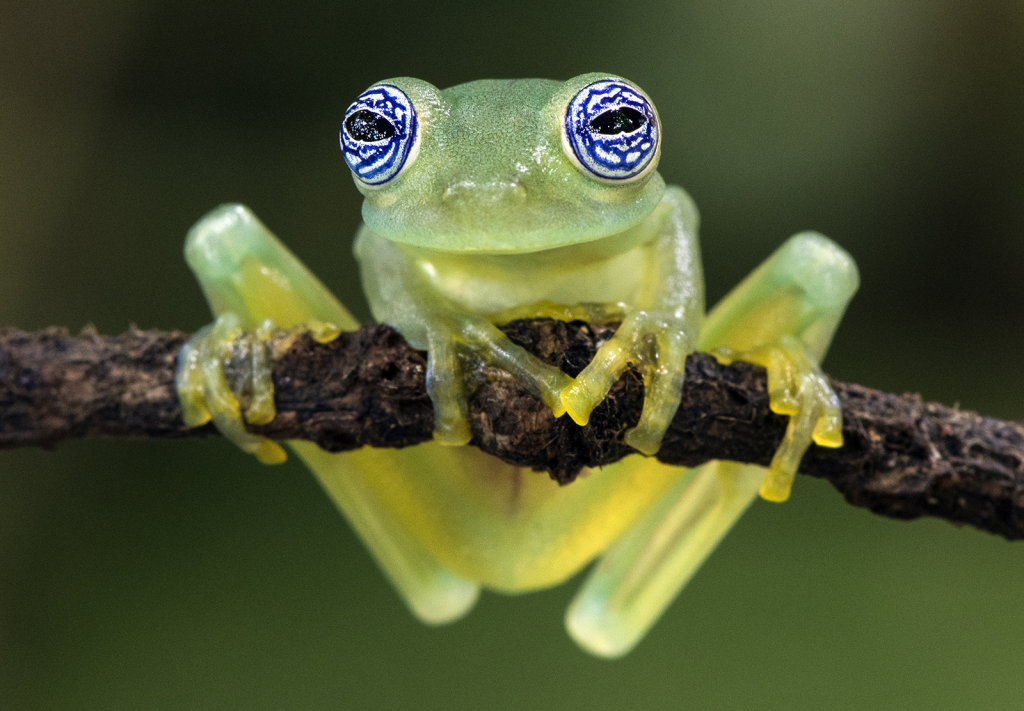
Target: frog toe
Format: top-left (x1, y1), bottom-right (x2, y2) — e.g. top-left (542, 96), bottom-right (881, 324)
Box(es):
top-left (718, 335), bottom-right (842, 502)
top-left (425, 337), bottom-right (473, 446)
top-left (464, 319), bottom-right (572, 416)
top-left (623, 330), bottom-right (689, 455)
top-left (559, 340), bottom-right (631, 427)
top-left (176, 313), bottom-right (287, 464)
top-left (562, 315), bottom-right (691, 456)
top-left (425, 319), bottom-right (573, 444)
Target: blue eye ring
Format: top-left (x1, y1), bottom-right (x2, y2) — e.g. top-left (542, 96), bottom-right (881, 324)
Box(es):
top-left (562, 79), bottom-right (659, 183)
top-left (341, 84), bottom-right (419, 187)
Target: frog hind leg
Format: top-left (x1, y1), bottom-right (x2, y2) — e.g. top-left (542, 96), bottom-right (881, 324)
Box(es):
top-left (566, 232), bottom-right (858, 657)
top-left (566, 460), bottom-right (763, 657)
top-left (177, 203), bottom-right (480, 625)
top-left (176, 203), bottom-right (359, 461)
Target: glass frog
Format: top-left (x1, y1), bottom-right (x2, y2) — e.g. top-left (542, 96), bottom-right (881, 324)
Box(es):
top-left (176, 73), bottom-right (858, 657)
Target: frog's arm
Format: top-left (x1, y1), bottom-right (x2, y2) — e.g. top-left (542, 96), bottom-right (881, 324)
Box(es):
top-left (566, 232), bottom-right (858, 657)
top-left (560, 186), bottom-right (704, 455)
top-left (354, 226), bottom-right (574, 445)
top-left (176, 204), bottom-right (480, 624)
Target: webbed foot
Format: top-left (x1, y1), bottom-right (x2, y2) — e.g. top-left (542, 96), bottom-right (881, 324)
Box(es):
top-left (559, 311), bottom-right (692, 455)
top-left (712, 335), bottom-right (843, 501)
top-left (177, 314), bottom-right (340, 464)
top-left (176, 203), bottom-right (354, 463)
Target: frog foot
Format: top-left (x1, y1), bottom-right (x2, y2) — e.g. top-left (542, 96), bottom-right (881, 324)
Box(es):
top-left (426, 317), bottom-right (574, 446)
top-left (712, 335), bottom-right (843, 502)
top-left (176, 314), bottom-right (341, 464)
top-left (559, 311), bottom-right (692, 456)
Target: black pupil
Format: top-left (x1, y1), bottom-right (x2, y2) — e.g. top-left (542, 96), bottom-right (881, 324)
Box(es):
top-left (589, 107), bottom-right (646, 135)
top-left (346, 110), bottom-right (396, 142)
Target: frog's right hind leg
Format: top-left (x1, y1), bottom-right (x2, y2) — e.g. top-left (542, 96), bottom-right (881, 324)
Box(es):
top-left (178, 203), bottom-right (479, 625)
top-left (566, 233), bottom-right (858, 657)
top-left (566, 461), bottom-right (764, 657)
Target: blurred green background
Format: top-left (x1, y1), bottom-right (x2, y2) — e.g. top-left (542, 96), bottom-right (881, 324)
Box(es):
top-left (2, 1), bottom-right (1024, 708)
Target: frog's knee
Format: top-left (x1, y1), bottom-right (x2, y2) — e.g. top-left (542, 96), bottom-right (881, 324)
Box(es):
top-left (184, 203), bottom-right (266, 276)
top-left (775, 232), bottom-right (859, 308)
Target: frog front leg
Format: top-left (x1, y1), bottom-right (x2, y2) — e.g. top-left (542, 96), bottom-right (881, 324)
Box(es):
top-left (567, 232), bottom-right (858, 657)
top-left (355, 227), bottom-right (575, 445)
top-left (177, 204), bottom-right (480, 624)
top-left (559, 186), bottom-right (704, 455)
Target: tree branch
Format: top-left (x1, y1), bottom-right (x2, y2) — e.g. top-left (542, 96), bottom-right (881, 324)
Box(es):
top-left (3, 321), bottom-right (1023, 541)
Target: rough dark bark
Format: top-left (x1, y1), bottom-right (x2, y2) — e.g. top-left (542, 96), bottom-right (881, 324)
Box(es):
top-left (2, 321), bottom-right (1023, 541)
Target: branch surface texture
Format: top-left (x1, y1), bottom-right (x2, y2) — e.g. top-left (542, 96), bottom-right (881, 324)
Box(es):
top-left (2, 321), bottom-right (1023, 540)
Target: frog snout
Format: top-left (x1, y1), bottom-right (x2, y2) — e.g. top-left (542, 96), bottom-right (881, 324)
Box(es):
top-left (442, 179), bottom-right (528, 206)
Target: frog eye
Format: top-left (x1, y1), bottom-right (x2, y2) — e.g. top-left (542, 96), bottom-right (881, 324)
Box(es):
top-left (562, 80), bottom-right (659, 182)
top-left (341, 84), bottom-right (420, 186)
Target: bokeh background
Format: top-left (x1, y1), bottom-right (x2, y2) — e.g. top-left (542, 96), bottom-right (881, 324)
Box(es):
top-left (2, 1), bottom-right (1024, 708)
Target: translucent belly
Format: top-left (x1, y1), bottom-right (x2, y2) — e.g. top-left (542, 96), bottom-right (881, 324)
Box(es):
top-left (297, 442), bottom-right (684, 593)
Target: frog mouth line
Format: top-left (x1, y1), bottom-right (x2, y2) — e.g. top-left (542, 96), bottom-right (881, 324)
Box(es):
top-left (363, 178), bottom-right (668, 254)
top-left (367, 202), bottom-right (669, 260)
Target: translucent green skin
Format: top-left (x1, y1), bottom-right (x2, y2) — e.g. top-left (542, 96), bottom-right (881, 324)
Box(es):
top-left (357, 76), bottom-right (665, 252)
top-left (177, 74), bottom-right (859, 657)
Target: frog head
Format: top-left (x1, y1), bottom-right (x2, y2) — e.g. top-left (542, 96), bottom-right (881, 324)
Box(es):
top-left (340, 73), bottom-right (666, 254)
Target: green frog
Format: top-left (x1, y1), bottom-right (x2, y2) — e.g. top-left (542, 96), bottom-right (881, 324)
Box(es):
top-left (176, 73), bottom-right (858, 657)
